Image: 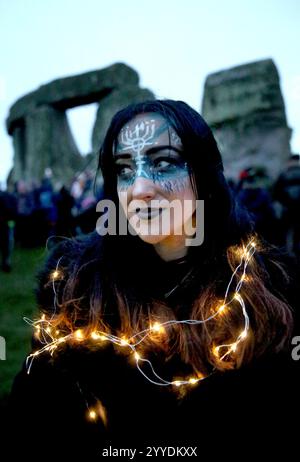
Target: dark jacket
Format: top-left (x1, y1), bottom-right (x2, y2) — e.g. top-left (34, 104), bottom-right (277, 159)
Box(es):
top-left (0, 191), bottom-right (17, 225)
top-left (8, 233), bottom-right (300, 459)
top-left (274, 165), bottom-right (300, 211)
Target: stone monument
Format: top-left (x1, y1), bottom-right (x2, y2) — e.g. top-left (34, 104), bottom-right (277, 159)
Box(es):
top-left (6, 63), bottom-right (154, 188)
top-left (201, 59), bottom-right (292, 179)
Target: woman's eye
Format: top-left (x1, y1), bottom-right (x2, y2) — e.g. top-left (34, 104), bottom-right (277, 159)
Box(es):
top-left (156, 160), bottom-right (170, 169)
top-left (154, 158), bottom-right (177, 171)
top-left (116, 165), bottom-right (134, 176)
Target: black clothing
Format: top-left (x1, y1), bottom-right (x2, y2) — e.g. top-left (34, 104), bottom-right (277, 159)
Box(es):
top-left (236, 187), bottom-right (278, 243)
top-left (55, 186), bottom-right (75, 237)
top-left (274, 165), bottom-right (300, 256)
top-left (8, 233), bottom-right (300, 458)
top-left (274, 164), bottom-right (300, 212)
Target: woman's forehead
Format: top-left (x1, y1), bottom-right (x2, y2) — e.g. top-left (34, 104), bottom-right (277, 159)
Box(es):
top-left (115, 113), bottom-right (182, 154)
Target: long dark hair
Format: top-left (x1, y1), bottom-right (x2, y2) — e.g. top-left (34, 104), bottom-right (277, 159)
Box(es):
top-left (39, 100), bottom-right (294, 379)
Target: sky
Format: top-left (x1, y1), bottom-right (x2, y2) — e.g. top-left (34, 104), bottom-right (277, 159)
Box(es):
top-left (1, 0), bottom-right (300, 186)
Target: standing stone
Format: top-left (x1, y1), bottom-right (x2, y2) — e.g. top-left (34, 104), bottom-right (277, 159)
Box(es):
top-left (6, 63), bottom-right (140, 126)
top-left (11, 124), bottom-right (26, 180)
top-left (6, 63), bottom-right (153, 188)
top-left (24, 106), bottom-right (83, 186)
top-left (201, 59), bottom-right (292, 179)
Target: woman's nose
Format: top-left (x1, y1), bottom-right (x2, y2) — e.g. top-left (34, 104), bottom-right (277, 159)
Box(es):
top-left (131, 176), bottom-right (156, 201)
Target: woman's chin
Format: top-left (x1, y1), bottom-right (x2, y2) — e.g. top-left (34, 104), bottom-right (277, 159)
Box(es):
top-left (136, 232), bottom-right (167, 245)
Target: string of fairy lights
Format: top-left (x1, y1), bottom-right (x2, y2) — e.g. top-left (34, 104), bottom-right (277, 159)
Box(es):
top-left (24, 239), bottom-right (256, 421)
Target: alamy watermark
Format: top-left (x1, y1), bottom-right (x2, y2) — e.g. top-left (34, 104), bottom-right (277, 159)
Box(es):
top-left (96, 198), bottom-right (204, 247)
top-left (291, 336), bottom-right (300, 361)
top-left (0, 336), bottom-right (6, 360)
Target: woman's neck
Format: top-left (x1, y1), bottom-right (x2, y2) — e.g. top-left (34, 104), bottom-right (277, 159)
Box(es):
top-left (153, 235), bottom-right (188, 262)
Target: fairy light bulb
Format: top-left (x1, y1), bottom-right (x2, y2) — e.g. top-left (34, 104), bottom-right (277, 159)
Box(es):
top-left (151, 322), bottom-right (163, 333)
top-left (74, 329), bottom-right (84, 340)
top-left (243, 248), bottom-right (250, 259)
top-left (231, 343), bottom-right (237, 352)
top-left (234, 293), bottom-right (242, 302)
top-left (51, 270), bottom-right (61, 280)
top-left (91, 332), bottom-right (100, 340)
top-left (213, 347), bottom-right (220, 358)
top-left (240, 330), bottom-right (247, 339)
top-left (89, 410), bottom-right (97, 420)
top-left (91, 332), bottom-right (108, 342)
top-left (218, 304), bottom-right (226, 314)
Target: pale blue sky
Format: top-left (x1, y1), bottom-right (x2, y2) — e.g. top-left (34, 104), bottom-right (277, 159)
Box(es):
top-left (1, 0), bottom-right (300, 186)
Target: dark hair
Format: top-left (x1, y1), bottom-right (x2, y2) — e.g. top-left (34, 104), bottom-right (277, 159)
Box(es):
top-left (40, 100), bottom-right (293, 379)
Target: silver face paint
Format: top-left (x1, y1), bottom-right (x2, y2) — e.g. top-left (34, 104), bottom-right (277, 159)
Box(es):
top-left (115, 117), bottom-right (189, 193)
top-left (119, 119), bottom-right (156, 178)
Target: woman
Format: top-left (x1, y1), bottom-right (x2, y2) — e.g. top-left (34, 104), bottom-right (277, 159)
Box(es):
top-left (9, 100), bottom-right (299, 457)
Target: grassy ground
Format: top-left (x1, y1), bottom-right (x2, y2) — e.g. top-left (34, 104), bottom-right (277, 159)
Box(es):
top-left (0, 245), bottom-right (46, 403)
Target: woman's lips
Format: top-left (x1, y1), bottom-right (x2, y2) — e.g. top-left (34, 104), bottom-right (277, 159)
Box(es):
top-left (135, 207), bottom-right (164, 220)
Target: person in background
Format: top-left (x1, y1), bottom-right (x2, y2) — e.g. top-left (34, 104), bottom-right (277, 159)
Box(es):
top-left (236, 166), bottom-right (278, 244)
top-left (55, 186), bottom-right (75, 237)
top-left (0, 188), bottom-right (17, 272)
top-left (14, 180), bottom-right (36, 247)
top-left (273, 154), bottom-right (300, 258)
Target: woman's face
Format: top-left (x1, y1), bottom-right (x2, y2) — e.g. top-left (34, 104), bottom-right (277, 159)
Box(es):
top-left (114, 113), bottom-right (196, 246)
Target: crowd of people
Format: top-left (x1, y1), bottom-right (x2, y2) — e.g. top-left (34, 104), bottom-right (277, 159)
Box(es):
top-left (0, 168), bottom-right (102, 272)
top-left (1, 154), bottom-right (300, 273)
top-left (233, 154), bottom-right (300, 256)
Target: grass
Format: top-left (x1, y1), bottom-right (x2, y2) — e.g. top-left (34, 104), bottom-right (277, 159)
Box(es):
top-left (0, 245), bottom-right (46, 402)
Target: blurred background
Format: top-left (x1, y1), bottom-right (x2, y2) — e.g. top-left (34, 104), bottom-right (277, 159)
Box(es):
top-left (1, 0), bottom-right (300, 413)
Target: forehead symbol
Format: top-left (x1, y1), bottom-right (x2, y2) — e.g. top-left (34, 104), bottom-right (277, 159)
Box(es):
top-left (120, 119), bottom-right (157, 178)
top-left (120, 119), bottom-right (156, 153)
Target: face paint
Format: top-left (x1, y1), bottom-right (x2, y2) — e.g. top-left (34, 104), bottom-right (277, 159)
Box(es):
top-left (115, 117), bottom-right (189, 193)
top-left (115, 114), bottom-right (197, 249)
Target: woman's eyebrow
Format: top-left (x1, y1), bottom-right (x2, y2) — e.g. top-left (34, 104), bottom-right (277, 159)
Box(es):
top-left (114, 145), bottom-right (182, 159)
top-left (146, 145), bottom-right (183, 155)
top-left (114, 152), bottom-right (132, 160)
